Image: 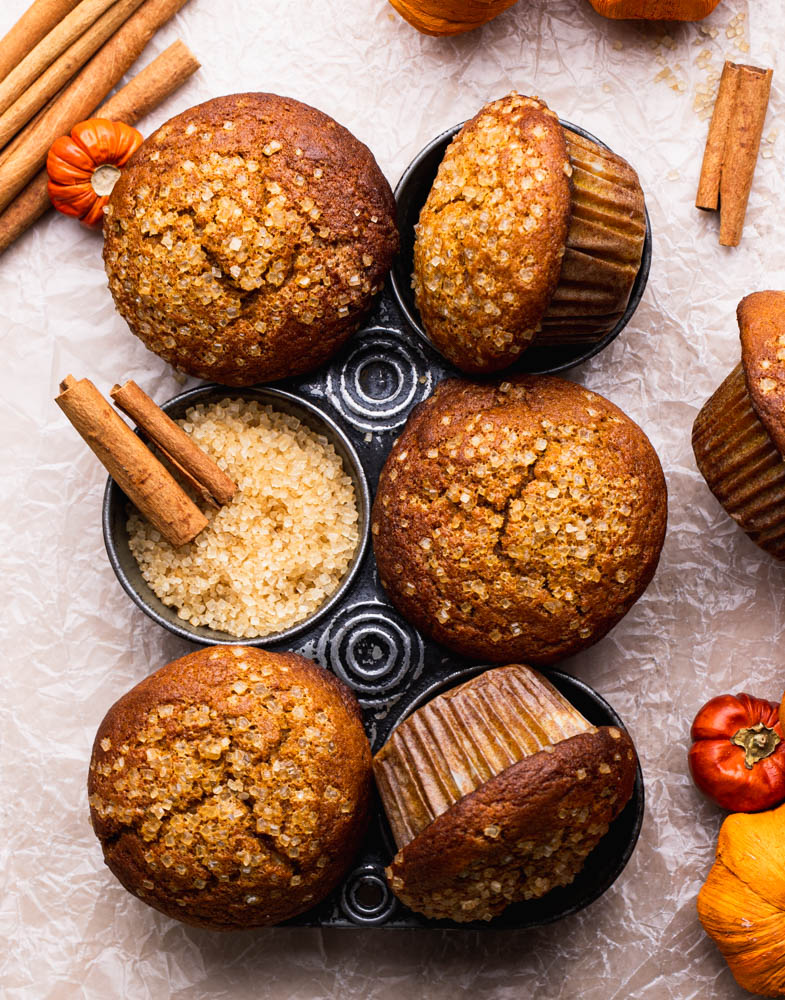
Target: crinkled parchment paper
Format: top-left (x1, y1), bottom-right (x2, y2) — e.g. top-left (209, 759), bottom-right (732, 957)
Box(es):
top-left (2, 0), bottom-right (784, 997)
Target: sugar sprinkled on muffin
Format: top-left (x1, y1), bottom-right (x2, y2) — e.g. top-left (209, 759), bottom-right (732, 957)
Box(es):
top-left (372, 376), bottom-right (667, 664)
top-left (104, 93), bottom-right (398, 386)
top-left (88, 647), bottom-right (372, 928)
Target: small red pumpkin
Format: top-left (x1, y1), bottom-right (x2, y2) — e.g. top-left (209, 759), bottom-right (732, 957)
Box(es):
top-left (689, 693), bottom-right (785, 812)
top-left (46, 119), bottom-right (143, 229)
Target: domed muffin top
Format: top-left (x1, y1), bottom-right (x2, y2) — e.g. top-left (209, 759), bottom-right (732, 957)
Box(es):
top-left (412, 93), bottom-right (572, 372)
top-left (738, 291), bottom-right (785, 458)
top-left (103, 93), bottom-right (398, 386)
top-left (88, 646), bottom-right (372, 928)
top-left (372, 376), bottom-right (666, 664)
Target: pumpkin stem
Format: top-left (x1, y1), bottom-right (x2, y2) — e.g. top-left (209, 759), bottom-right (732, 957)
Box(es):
top-left (91, 163), bottom-right (122, 198)
top-left (731, 723), bottom-right (781, 769)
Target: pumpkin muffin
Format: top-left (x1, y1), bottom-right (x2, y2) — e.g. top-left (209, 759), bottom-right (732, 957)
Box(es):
top-left (103, 93), bottom-right (398, 386)
top-left (412, 93), bottom-right (646, 372)
top-left (87, 647), bottom-right (372, 928)
top-left (693, 291), bottom-right (785, 559)
top-left (372, 376), bottom-right (666, 664)
top-left (374, 665), bottom-right (638, 922)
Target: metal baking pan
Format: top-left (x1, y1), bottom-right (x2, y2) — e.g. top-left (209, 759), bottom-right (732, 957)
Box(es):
top-left (102, 115), bottom-right (650, 927)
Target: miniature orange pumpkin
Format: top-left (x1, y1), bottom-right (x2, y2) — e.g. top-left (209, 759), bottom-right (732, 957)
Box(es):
top-left (588, 0), bottom-right (722, 18)
top-left (46, 118), bottom-right (143, 229)
top-left (388, 0), bottom-right (519, 35)
top-left (698, 804), bottom-right (785, 996)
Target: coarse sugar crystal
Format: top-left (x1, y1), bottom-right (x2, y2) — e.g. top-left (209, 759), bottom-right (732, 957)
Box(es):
top-left (128, 398), bottom-right (359, 637)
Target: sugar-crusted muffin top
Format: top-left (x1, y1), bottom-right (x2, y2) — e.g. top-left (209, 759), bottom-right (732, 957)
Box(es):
top-left (104, 93), bottom-right (398, 386)
top-left (738, 291), bottom-right (785, 457)
top-left (372, 376), bottom-right (667, 664)
top-left (412, 93), bottom-right (572, 372)
top-left (386, 725), bottom-right (637, 923)
top-left (88, 647), bottom-right (372, 928)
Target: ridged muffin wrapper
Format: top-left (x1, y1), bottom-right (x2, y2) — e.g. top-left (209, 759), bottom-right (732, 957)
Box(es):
top-left (373, 665), bottom-right (595, 851)
top-left (537, 130), bottom-right (646, 346)
top-left (693, 363), bottom-right (785, 559)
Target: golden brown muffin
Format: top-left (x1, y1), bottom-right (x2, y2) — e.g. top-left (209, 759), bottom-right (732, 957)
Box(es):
top-left (373, 665), bottom-right (637, 922)
top-left (103, 93), bottom-right (398, 386)
top-left (372, 376), bottom-right (667, 664)
top-left (87, 647), bottom-right (372, 929)
top-left (693, 291), bottom-right (785, 559)
top-left (413, 94), bottom-right (572, 373)
top-left (412, 93), bottom-right (646, 372)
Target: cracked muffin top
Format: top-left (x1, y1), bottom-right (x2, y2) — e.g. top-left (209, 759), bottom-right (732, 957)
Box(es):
top-left (88, 646), bottom-right (372, 928)
top-left (372, 376), bottom-right (666, 664)
top-left (103, 93), bottom-right (398, 386)
top-left (412, 93), bottom-right (572, 373)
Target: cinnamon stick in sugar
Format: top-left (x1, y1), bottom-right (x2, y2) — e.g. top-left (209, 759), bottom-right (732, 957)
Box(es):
top-left (56, 375), bottom-right (208, 547)
top-left (0, 0), bottom-right (191, 216)
top-left (0, 0), bottom-right (148, 152)
top-left (111, 380), bottom-right (236, 507)
top-left (0, 39), bottom-right (199, 255)
top-left (0, 0), bottom-right (81, 84)
top-left (696, 60), bottom-right (773, 247)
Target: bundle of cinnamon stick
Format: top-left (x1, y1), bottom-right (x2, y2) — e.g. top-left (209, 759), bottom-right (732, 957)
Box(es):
top-left (56, 376), bottom-right (236, 547)
top-left (696, 60), bottom-right (773, 247)
top-left (0, 0), bottom-right (201, 255)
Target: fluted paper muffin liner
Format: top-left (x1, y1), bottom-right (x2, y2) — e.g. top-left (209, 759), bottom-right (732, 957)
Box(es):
top-left (537, 130), bottom-right (647, 347)
top-left (692, 363), bottom-right (785, 559)
top-left (373, 665), bottom-right (595, 851)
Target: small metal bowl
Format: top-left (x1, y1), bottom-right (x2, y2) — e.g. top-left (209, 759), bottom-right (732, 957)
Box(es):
top-left (370, 666), bottom-right (645, 930)
top-left (103, 384), bottom-right (371, 647)
top-left (390, 119), bottom-right (652, 376)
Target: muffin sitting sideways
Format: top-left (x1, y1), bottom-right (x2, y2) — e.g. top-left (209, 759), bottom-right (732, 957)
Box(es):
top-left (412, 92), bottom-right (646, 372)
top-left (374, 665), bottom-right (638, 922)
top-left (88, 647), bottom-right (372, 928)
top-left (103, 93), bottom-right (399, 386)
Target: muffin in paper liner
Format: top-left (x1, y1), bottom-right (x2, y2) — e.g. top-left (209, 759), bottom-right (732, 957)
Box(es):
top-left (537, 130), bottom-right (647, 346)
top-left (692, 292), bottom-right (785, 560)
top-left (372, 664), bottom-right (637, 923)
top-left (411, 93), bottom-right (646, 372)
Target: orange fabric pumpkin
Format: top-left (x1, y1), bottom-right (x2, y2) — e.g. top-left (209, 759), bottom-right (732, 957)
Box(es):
top-left (588, 0), bottom-right (721, 18)
top-left (46, 118), bottom-right (143, 229)
top-left (388, 0), bottom-right (519, 35)
top-left (698, 804), bottom-right (785, 996)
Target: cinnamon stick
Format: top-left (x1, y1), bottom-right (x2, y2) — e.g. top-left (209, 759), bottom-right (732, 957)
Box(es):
top-left (0, 0), bottom-right (127, 120)
top-left (56, 375), bottom-right (208, 547)
top-left (111, 380), bottom-right (236, 507)
top-left (0, 0), bottom-right (191, 216)
top-left (0, 0), bottom-right (81, 84)
top-left (0, 39), bottom-right (199, 255)
top-left (696, 60), bottom-right (773, 247)
top-left (0, 0), bottom-right (148, 151)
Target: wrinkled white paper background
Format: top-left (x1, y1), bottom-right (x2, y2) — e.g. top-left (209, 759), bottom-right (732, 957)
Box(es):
top-left (2, 0), bottom-right (784, 996)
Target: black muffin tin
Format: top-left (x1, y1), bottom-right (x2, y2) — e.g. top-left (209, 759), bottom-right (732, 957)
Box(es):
top-left (103, 118), bottom-right (650, 930)
top-left (104, 300), bottom-right (645, 929)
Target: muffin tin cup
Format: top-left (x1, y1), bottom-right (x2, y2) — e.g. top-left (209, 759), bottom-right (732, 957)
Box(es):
top-left (288, 666), bottom-right (644, 929)
top-left (692, 363), bottom-right (785, 559)
top-left (103, 384), bottom-right (372, 647)
top-left (391, 118), bottom-right (652, 376)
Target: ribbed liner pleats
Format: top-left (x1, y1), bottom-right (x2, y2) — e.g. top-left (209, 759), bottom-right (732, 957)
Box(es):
top-left (537, 131), bottom-right (646, 346)
top-left (373, 665), bottom-right (595, 850)
top-left (693, 364), bottom-right (785, 558)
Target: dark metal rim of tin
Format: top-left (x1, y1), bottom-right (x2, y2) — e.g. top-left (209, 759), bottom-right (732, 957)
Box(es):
top-left (390, 117), bottom-right (653, 376)
top-left (102, 384), bottom-right (372, 647)
top-left (291, 666), bottom-right (645, 930)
